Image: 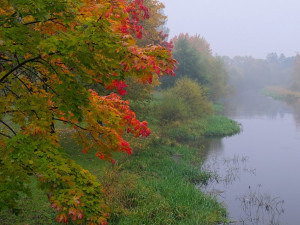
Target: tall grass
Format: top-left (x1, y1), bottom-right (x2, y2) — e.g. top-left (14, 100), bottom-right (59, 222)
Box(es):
top-left (104, 144), bottom-right (228, 225)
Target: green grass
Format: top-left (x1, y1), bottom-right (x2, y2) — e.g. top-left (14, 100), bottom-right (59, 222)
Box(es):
top-left (212, 103), bottom-right (225, 115)
top-left (0, 179), bottom-right (59, 225)
top-left (0, 128), bottom-right (228, 225)
top-left (202, 115), bottom-right (241, 137)
top-left (165, 115), bottom-right (241, 141)
top-left (0, 100), bottom-right (237, 225)
top-left (105, 144), bottom-right (228, 225)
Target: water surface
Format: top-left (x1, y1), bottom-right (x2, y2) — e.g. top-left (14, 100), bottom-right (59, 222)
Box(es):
top-left (202, 91), bottom-right (300, 224)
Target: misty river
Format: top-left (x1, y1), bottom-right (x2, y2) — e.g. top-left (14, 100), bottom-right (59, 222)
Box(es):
top-left (201, 91), bottom-right (300, 225)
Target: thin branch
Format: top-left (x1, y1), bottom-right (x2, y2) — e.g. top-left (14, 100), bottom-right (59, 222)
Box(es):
top-left (0, 109), bottom-right (39, 120)
top-left (0, 110), bottom-right (20, 114)
top-left (23, 66), bottom-right (57, 95)
top-left (0, 132), bottom-right (11, 139)
top-left (54, 118), bottom-right (89, 131)
top-left (12, 71), bottom-right (33, 94)
top-left (37, 58), bottom-right (59, 75)
top-left (23, 17), bottom-right (58, 26)
top-left (4, 86), bottom-right (20, 99)
top-left (14, 53), bottom-right (20, 64)
top-left (97, 15), bottom-right (103, 22)
top-left (0, 56), bottom-right (41, 83)
top-left (0, 56), bottom-right (12, 62)
top-left (54, 118), bottom-right (103, 136)
top-left (0, 120), bottom-right (16, 136)
top-left (22, 20), bottom-right (41, 26)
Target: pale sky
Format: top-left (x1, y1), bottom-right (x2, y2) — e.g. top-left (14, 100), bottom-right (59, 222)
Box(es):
top-left (161, 0), bottom-right (300, 58)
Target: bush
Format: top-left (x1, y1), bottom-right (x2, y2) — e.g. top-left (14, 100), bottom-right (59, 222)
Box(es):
top-left (157, 78), bottom-right (213, 123)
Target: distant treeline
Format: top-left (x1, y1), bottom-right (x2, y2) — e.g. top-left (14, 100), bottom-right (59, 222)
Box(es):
top-left (222, 53), bottom-right (296, 92)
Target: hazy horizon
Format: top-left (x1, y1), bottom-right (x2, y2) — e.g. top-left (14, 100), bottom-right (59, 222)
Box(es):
top-left (162, 0), bottom-right (300, 59)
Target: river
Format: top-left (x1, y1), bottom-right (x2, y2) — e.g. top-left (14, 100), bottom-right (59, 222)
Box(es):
top-left (201, 91), bottom-right (300, 225)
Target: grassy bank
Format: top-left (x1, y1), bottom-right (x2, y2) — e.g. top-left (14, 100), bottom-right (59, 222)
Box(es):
top-left (0, 102), bottom-right (240, 224)
top-left (262, 86), bottom-right (300, 103)
top-left (0, 131), bottom-right (230, 225)
top-left (164, 115), bottom-right (241, 141)
top-left (102, 143), bottom-right (228, 224)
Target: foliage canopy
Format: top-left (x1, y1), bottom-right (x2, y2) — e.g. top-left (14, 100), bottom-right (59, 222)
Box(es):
top-left (160, 33), bottom-right (228, 101)
top-left (0, 0), bottom-right (176, 224)
top-left (157, 78), bottom-right (213, 123)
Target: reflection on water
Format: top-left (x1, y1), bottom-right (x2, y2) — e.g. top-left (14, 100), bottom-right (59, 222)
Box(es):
top-left (201, 91), bottom-right (300, 225)
top-left (237, 185), bottom-right (285, 225)
top-left (223, 91), bottom-right (292, 119)
top-left (201, 155), bottom-right (255, 189)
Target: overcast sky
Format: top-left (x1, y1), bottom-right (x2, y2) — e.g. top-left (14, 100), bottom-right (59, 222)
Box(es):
top-left (161, 0), bottom-right (300, 58)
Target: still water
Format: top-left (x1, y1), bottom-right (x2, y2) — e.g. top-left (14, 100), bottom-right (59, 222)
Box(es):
top-left (202, 91), bottom-right (300, 225)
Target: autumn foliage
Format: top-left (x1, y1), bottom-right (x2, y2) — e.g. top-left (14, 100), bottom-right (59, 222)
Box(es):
top-left (0, 0), bottom-right (175, 224)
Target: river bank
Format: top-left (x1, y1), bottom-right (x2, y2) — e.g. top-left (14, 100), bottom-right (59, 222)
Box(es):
top-left (261, 86), bottom-right (300, 103)
top-left (0, 109), bottom-right (241, 225)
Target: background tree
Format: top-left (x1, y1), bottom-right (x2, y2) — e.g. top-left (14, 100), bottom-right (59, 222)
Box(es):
top-left (123, 0), bottom-right (174, 118)
top-left (223, 54), bottom-right (295, 93)
top-left (0, 0), bottom-right (176, 224)
top-left (160, 33), bottom-right (228, 101)
top-left (291, 55), bottom-right (300, 91)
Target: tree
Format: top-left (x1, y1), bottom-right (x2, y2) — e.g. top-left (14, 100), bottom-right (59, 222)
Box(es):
top-left (0, 0), bottom-right (176, 224)
top-left (123, 0), bottom-right (173, 118)
top-left (160, 33), bottom-right (202, 89)
top-left (291, 54), bottom-right (300, 91)
top-left (223, 54), bottom-right (295, 93)
top-left (160, 33), bottom-right (228, 101)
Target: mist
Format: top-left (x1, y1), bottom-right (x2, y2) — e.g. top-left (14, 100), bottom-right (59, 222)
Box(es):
top-left (158, 1), bottom-right (300, 224)
top-left (162, 0), bottom-right (300, 58)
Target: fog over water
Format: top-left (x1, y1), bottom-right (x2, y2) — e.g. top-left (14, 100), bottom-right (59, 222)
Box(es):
top-left (162, 0), bottom-right (300, 58)
top-left (201, 92), bottom-right (300, 224)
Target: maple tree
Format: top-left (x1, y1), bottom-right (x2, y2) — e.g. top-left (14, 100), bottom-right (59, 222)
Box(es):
top-left (0, 0), bottom-right (176, 224)
top-left (123, 0), bottom-right (173, 118)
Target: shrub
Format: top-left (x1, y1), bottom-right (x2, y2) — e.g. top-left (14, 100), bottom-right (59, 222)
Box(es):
top-left (157, 78), bottom-right (213, 123)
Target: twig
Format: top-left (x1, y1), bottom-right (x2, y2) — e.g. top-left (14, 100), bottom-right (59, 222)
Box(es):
top-left (0, 56), bottom-right (41, 83)
top-left (0, 120), bottom-right (16, 136)
top-left (0, 132), bottom-right (11, 138)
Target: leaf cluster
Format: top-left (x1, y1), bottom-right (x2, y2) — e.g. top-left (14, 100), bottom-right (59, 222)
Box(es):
top-left (0, 0), bottom-right (176, 224)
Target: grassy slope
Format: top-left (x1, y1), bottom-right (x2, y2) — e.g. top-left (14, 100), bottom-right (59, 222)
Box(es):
top-left (104, 143), bottom-right (227, 225)
top-left (0, 103), bottom-right (240, 224)
top-left (165, 115), bottom-right (241, 141)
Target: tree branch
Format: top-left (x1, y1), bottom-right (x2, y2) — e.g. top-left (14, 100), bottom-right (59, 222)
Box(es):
top-left (0, 132), bottom-right (11, 139)
top-left (0, 56), bottom-right (12, 62)
top-left (37, 58), bottom-right (59, 75)
top-left (53, 118), bottom-right (103, 135)
top-left (23, 17), bottom-right (58, 26)
top-left (0, 56), bottom-right (41, 83)
top-left (54, 118), bottom-right (88, 131)
top-left (0, 120), bottom-right (16, 136)
top-left (23, 66), bottom-right (57, 95)
top-left (4, 86), bottom-right (20, 99)
top-left (12, 71), bottom-right (33, 94)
